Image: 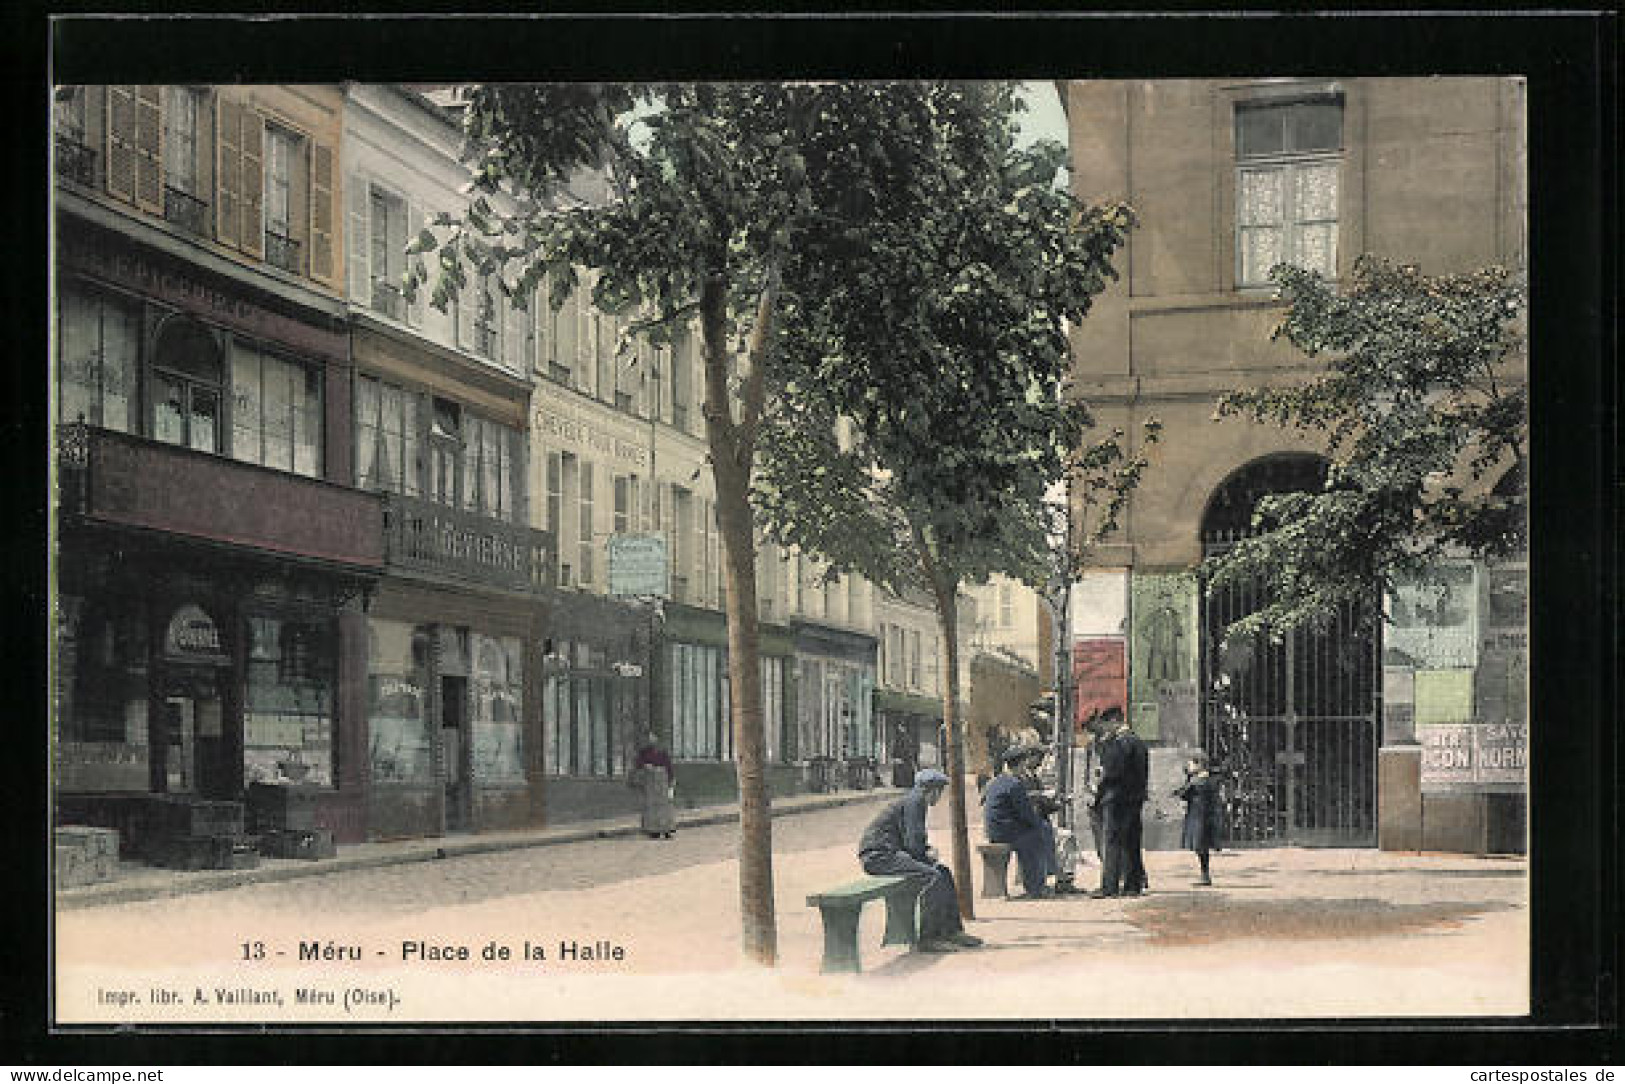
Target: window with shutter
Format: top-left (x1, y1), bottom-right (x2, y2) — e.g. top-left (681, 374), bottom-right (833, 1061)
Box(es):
top-left (345, 174), bottom-right (369, 303)
top-left (238, 108), bottom-right (264, 259)
top-left (309, 142), bottom-right (336, 284)
top-left (105, 85), bottom-right (138, 205)
top-left (502, 287), bottom-right (530, 374)
top-left (406, 203), bottom-right (427, 329)
top-left (216, 97), bottom-right (242, 249)
top-left (133, 86), bottom-right (163, 213)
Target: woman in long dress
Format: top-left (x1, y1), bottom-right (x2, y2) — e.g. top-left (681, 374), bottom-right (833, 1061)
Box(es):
top-left (631, 733), bottom-right (677, 839)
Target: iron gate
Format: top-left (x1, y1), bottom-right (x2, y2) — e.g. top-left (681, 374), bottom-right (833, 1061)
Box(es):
top-left (1200, 535), bottom-right (1380, 847)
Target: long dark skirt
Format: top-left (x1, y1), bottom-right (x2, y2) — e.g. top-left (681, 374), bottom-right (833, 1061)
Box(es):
top-left (861, 850), bottom-right (964, 942)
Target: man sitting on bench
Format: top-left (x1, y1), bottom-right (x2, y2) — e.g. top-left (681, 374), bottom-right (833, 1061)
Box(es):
top-left (984, 745), bottom-right (1082, 898)
top-left (858, 768), bottom-right (983, 953)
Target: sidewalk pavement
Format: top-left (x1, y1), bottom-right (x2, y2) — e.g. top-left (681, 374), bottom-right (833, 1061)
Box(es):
top-left (55, 786), bottom-right (897, 912)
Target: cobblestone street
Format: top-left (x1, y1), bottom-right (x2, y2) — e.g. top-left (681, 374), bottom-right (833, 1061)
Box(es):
top-left (55, 798), bottom-right (1528, 1023)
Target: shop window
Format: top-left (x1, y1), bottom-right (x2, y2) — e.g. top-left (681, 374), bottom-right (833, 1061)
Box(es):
top-left (471, 633), bottom-right (525, 783)
top-left (1235, 97), bottom-right (1343, 287)
top-left (151, 318), bottom-right (222, 454)
top-left (542, 645), bottom-right (618, 778)
top-left (243, 614), bottom-right (334, 787)
top-left (355, 374), bottom-right (422, 497)
top-left (56, 597), bottom-right (151, 791)
top-left (367, 620), bottom-right (433, 784)
top-left (56, 286), bottom-right (139, 432)
top-left (229, 341), bottom-right (323, 478)
top-left (670, 642), bottom-right (729, 761)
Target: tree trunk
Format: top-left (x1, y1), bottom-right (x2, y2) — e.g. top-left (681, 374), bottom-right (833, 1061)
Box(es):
top-left (916, 535), bottom-right (975, 920)
top-left (699, 271), bottom-right (777, 966)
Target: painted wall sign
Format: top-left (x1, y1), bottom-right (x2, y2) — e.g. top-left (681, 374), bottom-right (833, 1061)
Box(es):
top-left (534, 407), bottom-right (650, 467)
top-left (1419, 722), bottom-right (1527, 791)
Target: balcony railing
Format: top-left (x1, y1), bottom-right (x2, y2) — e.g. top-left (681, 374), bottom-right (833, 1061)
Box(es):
top-left (383, 493), bottom-right (553, 593)
top-left (264, 231), bottom-right (303, 275)
top-left (163, 185), bottom-right (211, 238)
top-left (370, 280), bottom-right (404, 320)
top-left (54, 136), bottom-right (97, 187)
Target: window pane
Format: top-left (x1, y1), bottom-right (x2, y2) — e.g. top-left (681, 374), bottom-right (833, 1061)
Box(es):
top-left (154, 375), bottom-right (185, 445)
top-left (294, 366), bottom-right (321, 477)
top-left (262, 358), bottom-right (292, 469)
top-left (481, 421), bottom-right (501, 517)
top-left (1290, 100), bottom-right (1343, 153)
top-left (230, 344), bottom-right (262, 466)
top-left (499, 431), bottom-right (515, 523)
top-left (1297, 222), bottom-right (1338, 277)
top-left (1236, 104), bottom-right (1285, 157)
top-left (462, 418), bottom-right (480, 512)
top-left (1240, 226), bottom-right (1284, 286)
top-left (401, 395), bottom-right (420, 497)
top-left (1294, 163), bottom-right (1340, 222)
top-left (378, 383), bottom-right (404, 491)
top-left (1238, 168), bottom-right (1285, 227)
top-left (58, 290), bottom-right (100, 427)
top-left (354, 376), bottom-right (379, 487)
top-left (102, 298), bottom-right (140, 433)
top-left (189, 387), bottom-right (219, 453)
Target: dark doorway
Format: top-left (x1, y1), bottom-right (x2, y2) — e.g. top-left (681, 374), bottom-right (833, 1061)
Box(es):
top-left (157, 665), bottom-right (232, 800)
top-left (441, 675), bottom-right (470, 833)
top-left (1199, 454), bottom-right (1379, 847)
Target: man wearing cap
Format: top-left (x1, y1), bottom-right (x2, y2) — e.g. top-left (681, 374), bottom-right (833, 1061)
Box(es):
top-left (858, 768), bottom-right (984, 952)
top-left (1091, 712), bottom-right (1150, 898)
top-left (982, 745), bottom-right (1065, 899)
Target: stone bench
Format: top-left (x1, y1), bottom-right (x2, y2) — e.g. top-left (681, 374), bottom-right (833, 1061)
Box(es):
top-left (978, 842), bottom-right (1013, 899)
top-left (806, 874), bottom-right (920, 973)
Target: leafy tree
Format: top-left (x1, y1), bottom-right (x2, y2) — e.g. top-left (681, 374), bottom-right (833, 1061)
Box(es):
top-left (756, 84), bottom-right (1150, 913)
top-left (1203, 256), bottom-right (1527, 642)
top-left (412, 81), bottom-right (1133, 963)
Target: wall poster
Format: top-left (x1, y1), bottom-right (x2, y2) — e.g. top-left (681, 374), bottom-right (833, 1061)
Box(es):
top-left (1128, 571), bottom-right (1198, 741)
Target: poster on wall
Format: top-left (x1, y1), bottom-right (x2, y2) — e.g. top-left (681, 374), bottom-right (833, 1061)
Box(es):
top-left (1384, 562), bottom-right (1479, 669)
top-left (1072, 638), bottom-right (1126, 728)
top-left (1128, 571), bottom-right (1198, 741)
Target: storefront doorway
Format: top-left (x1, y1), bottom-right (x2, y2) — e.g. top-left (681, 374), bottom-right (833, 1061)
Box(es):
top-left (441, 675), bottom-right (470, 832)
top-left (157, 665), bottom-right (232, 800)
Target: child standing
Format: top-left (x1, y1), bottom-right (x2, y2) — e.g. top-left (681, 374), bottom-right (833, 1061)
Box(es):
top-left (1174, 752), bottom-right (1224, 886)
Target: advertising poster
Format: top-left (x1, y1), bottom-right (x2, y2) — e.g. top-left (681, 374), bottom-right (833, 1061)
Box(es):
top-left (1127, 571), bottom-right (1199, 742)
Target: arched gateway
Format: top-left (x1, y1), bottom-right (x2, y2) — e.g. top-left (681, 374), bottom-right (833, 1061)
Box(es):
top-left (1199, 454), bottom-right (1380, 846)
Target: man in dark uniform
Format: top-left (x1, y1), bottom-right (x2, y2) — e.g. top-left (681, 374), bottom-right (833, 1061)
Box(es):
top-left (859, 768), bottom-right (984, 952)
top-left (1092, 713), bottom-right (1149, 897)
top-left (982, 745), bottom-right (1059, 898)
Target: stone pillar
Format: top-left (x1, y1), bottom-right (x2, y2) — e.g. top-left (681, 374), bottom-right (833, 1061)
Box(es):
top-left (1377, 744), bottom-right (1422, 851)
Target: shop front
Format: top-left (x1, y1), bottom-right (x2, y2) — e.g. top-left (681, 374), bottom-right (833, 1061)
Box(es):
top-left (54, 431), bottom-right (384, 852)
top-left (874, 689), bottom-right (945, 790)
top-left (791, 621), bottom-right (878, 791)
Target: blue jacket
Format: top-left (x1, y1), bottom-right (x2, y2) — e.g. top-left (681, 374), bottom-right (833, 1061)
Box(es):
top-left (983, 772), bottom-right (1047, 842)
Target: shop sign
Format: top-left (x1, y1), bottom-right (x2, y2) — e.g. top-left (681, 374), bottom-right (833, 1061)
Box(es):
top-left (609, 534), bottom-right (668, 598)
top-left (1419, 722), bottom-right (1528, 791)
top-left (164, 604), bottom-right (226, 661)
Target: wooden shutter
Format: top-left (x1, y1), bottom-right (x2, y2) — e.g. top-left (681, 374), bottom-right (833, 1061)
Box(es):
top-left (238, 109), bottom-right (264, 258)
top-left (105, 85), bottom-right (138, 204)
top-left (133, 86), bottom-right (163, 212)
top-left (216, 96), bottom-right (241, 248)
top-left (345, 175), bottom-right (369, 303)
top-left (309, 141), bottom-right (336, 285)
top-left (406, 202), bottom-right (426, 328)
top-left (503, 287), bottom-right (529, 373)
top-left (454, 287), bottom-right (475, 352)
top-left (385, 193), bottom-right (408, 298)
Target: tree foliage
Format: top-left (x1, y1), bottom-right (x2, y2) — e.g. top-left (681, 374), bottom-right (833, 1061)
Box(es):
top-left (1203, 256), bottom-right (1527, 642)
top-left (410, 80), bottom-right (1148, 963)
